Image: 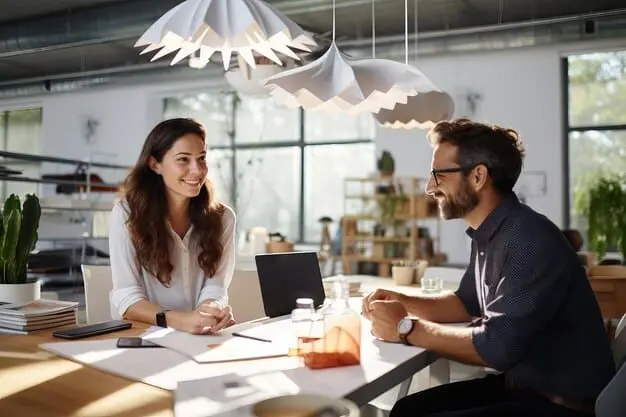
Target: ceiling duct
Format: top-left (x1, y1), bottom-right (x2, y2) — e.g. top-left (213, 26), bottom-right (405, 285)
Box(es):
top-left (0, 0), bottom-right (180, 57)
top-left (0, 8), bottom-right (625, 99)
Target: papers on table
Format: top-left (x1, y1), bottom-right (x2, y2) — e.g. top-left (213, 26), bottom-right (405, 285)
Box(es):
top-left (142, 324), bottom-right (292, 364)
top-left (174, 373), bottom-right (300, 417)
top-left (38, 316), bottom-right (451, 417)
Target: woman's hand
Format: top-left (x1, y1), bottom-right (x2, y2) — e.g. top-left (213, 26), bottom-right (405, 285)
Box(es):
top-left (168, 302), bottom-right (237, 334)
top-left (201, 303), bottom-right (236, 332)
top-left (168, 309), bottom-right (219, 335)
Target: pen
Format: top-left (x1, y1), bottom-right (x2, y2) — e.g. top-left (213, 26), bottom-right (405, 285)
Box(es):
top-left (231, 332), bottom-right (272, 343)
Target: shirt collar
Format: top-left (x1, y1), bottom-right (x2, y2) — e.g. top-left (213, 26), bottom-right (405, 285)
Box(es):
top-left (465, 192), bottom-right (519, 244)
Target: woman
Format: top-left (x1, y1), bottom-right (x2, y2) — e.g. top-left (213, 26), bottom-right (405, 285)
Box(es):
top-left (109, 118), bottom-right (236, 334)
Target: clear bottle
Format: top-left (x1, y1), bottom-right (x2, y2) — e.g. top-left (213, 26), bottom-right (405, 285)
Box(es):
top-left (304, 277), bottom-right (361, 369)
top-left (290, 298), bottom-right (320, 355)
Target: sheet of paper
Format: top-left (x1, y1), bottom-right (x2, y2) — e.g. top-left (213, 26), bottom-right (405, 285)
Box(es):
top-left (141, 326), bottom-right (291, 364)
top-left (174, 372), bottom-right (300, 417)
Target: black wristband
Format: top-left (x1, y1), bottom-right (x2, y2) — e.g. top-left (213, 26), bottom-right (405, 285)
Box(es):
top-left (156, 311), bottom-right (167, 328)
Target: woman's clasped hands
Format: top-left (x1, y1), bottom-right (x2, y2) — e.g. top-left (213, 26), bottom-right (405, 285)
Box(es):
top-left (170, 301), bottom-right (236, 335)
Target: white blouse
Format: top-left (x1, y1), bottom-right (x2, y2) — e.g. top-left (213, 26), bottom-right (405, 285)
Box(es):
top-left (108, 200), bottom-right (236, 319)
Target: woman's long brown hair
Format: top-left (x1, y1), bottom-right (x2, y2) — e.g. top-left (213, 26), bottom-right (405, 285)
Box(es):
top-left (122, 118), bottom-right (225, 286)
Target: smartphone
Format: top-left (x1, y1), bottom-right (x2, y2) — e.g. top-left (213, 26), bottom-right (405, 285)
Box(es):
top-left (53, 320), bottom-right (132, 339)
top-left (116, 337), bottom-right (163, 348)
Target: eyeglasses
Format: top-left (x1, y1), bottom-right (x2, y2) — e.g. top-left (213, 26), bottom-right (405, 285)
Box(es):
top-left (430, 163), bottom-right (485, 186)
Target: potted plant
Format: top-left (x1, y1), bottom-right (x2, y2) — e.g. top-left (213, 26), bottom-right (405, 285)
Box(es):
top-left (0, 194), bottom-right (42, 303)
top-left (377, 150), bottom-right (395, 179)
top-left (574, 173), bottom-right (626, 263)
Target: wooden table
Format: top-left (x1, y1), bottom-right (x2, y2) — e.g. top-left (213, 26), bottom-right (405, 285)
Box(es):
top-left (0, 279), bottom-right (457, 417)
top-left (0, 322), bottom-right (173, 417)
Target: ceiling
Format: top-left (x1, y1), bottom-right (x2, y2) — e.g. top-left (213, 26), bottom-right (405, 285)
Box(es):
top-left (0, 0), bottom-right (625, 85)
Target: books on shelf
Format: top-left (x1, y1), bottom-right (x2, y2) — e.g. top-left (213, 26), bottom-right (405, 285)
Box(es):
top-left (0, 299), bottom-right (79, 334)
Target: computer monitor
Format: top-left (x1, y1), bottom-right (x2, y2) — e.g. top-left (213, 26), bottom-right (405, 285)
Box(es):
top-left (254, 251), bottom-right (326, 318)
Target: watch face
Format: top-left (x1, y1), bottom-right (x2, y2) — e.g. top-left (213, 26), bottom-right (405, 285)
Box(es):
top-left (397, 318), bottom-right (413, 335)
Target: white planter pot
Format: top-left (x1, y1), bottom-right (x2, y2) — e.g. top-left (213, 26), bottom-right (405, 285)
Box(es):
top-left (0, 281), bottom-right (41, 304)
top-left (392, 266), bottom-right (415, 286)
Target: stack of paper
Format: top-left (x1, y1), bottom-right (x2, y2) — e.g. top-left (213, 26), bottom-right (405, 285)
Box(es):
top-left (0, 299), bottom-right (78, 334)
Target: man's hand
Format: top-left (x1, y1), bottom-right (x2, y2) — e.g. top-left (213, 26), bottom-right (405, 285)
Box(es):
top-left (369, 300), bottom-right (408, 343)
top-left (362, 288), bottom-right (407, 320)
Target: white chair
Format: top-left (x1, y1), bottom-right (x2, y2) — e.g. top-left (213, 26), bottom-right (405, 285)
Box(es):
top-left (227, 269), bottom-right (266, 324)
top-left (80, 264), bottom-right (113, 324)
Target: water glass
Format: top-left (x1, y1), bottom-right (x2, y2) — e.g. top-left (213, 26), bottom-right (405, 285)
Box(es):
top-left (420, 276), bottom-right (443, 293)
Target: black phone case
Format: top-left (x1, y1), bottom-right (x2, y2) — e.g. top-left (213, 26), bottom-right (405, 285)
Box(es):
top-left (52, 320), bottom-right (132, 339)
top-left (116, 338), bottom-right (163, 348)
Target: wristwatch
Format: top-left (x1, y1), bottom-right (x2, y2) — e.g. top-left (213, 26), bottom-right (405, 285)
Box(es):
top-left (397, 317), bottom-right (416, 345)
top-left (156, 311), bottom-right (167, 328)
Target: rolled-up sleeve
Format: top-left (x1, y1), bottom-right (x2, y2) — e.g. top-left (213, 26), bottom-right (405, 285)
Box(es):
top-left (455, 250), bottom-right (481, 318)
top-left (471, 238), bottom-right (569, 371)
top-left (109, 202), bottom-right (147, 319)
top-left (197, 206), bottom-right (236, 308)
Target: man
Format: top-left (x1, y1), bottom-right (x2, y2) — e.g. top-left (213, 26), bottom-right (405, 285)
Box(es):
top-left (362, 118), bottom-right (615, 417)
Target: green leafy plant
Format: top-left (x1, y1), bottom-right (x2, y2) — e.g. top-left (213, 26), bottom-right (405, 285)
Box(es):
top-left (377, 192), bottom-right (408, 227)
top-left (0, 194), bottom-right (41, 285)
top-left (574, 173), bottom-right (626, 261)
top-left (377, 150), bottom-right (395, 176)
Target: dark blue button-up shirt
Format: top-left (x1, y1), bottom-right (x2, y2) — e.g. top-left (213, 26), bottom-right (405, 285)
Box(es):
top-left (456, 193), bottom-right (615, 403)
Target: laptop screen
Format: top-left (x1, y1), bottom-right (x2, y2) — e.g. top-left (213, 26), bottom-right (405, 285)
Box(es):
top-left (254, 251), bottom-right (326, 318)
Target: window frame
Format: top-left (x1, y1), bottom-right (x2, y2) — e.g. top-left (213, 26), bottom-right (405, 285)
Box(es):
top-left (562, 53), bottom-right (626, 227)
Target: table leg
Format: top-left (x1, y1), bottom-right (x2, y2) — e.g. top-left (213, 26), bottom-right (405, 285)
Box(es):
top-left (395, 377), bottom-right (412, 400)
top-left (428, 358), bottom-right (450, 387)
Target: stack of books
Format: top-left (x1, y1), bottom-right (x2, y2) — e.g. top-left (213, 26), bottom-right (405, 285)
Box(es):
top-left (0, 299), bottom-right (79, 334)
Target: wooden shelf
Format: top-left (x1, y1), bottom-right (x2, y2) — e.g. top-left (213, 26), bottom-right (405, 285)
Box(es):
top-left (337, 176), bottom-right (444, 277)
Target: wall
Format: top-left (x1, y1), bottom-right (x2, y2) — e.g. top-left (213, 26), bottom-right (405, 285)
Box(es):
top-left (377, 46), bottom-right (563, 264)
top-left (0, 42), bottom-right (585, 264)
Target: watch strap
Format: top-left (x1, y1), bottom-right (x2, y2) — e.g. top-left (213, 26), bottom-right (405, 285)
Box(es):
top-left (156, 311), bottom-right (167, 328)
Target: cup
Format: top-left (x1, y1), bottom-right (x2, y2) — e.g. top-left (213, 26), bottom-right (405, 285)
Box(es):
top-left (252, 394), bottom-right (359, 417)
top-left (392, 265), bottom-right (415, 286)
top-left (420, 276), bottom-right (443, 293)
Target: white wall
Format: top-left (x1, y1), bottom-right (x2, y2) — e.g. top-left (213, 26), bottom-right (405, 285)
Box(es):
top-left (1, 41), bottom-right (607, 264)
top-left (377, 46), bottom-right (564, 264)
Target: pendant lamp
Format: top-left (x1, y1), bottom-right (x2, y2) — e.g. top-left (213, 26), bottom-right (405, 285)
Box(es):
top-left (135, 0), bottom-right (316, 70)
top-left (374, 0), bottom-right (454, 129)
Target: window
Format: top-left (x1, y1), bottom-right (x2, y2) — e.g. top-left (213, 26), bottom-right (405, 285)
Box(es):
top-left (565, 51), bottom-right (626, 232)
top-left (0, 107), bottom-right (43, 199)
top-left (164, 92), bottom-right (375, 243)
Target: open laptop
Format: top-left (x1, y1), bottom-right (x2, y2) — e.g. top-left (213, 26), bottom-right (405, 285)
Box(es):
top-left (254, 251), bottom-right (326, 318)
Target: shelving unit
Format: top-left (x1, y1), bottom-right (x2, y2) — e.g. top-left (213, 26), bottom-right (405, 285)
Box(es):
top-left (0, 150), bottom-right (130, 273)
top-left (338, 175), bottom-right (444, 277)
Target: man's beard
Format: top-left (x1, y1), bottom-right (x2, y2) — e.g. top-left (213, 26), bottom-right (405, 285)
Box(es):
top-left (436, 180), bottom-right (479, 220)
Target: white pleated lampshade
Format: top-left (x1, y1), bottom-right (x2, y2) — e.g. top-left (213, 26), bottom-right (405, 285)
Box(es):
top-left (263, 42), bottom-right (367, 111)
top-left (135, 0), bottom-right (316, 70)
top-left (375, 90), bottom-right (455, 129)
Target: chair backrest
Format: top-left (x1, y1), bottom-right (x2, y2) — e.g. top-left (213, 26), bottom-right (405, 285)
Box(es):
top-left (227, 269), bottom-right (266, 324)
top-left (596, 362), bottom-right (626, 417)
top-left (422, 266), bottom-right (465, 290)
top-left (613, 313), bottom-right (626, 369)
top-left (615, 314), bottom-right (626, 340)
top-left (81, 264), bottom-right (114, 324)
